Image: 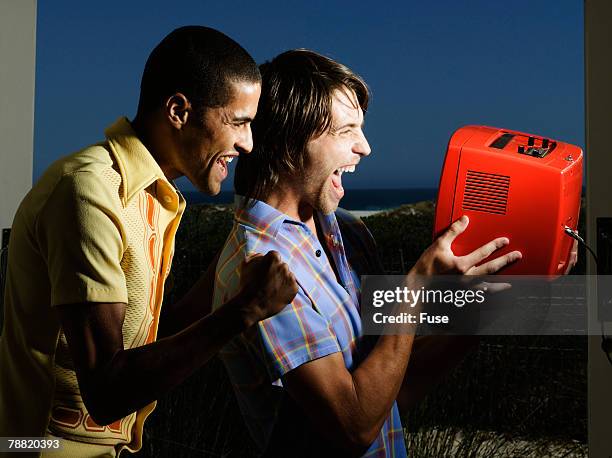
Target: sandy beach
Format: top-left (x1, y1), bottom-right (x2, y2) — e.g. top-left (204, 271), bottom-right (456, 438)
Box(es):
top-left (350, 210), bottom-right (386, 218)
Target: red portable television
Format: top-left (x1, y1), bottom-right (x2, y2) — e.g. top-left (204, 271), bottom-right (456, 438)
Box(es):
top-left (433, 125), bottom-right (583, 275)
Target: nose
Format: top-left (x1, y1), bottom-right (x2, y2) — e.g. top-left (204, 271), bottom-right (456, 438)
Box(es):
top-left (354, 130), bottom-right (371, 157)
top-left (235, 124), bottom-right (254, 154)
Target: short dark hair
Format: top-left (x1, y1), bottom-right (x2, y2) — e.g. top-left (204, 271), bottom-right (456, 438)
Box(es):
top-left (234, 49), bottom-right (369, 201)
top-left (137, 26), bottom-right (260, 117)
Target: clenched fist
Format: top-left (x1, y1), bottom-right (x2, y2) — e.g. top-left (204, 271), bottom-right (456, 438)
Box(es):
top-left (238, 251), bottom-right (299, 327)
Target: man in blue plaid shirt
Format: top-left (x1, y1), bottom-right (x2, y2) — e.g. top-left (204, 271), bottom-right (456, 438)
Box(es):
top-left (212, 50), bottom-right (522, 457)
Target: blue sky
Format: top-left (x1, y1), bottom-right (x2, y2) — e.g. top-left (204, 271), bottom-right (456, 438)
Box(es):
top-left (34, 0), bottom-right (584, 190)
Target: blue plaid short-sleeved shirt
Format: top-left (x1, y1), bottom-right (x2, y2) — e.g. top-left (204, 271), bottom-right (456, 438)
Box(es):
top-left (213, 197), bottom-right (406, 457)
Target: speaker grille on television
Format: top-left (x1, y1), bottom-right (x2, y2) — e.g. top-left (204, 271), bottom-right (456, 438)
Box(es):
top-left (462, 170), bottom-right (510, 215)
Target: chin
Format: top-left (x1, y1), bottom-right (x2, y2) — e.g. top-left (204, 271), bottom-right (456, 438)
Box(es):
top-left (208, 183), bottom-right (222, 196)
top-left (203, 185), bottom-right (221, 196)
top-left (312, 186), bottom-right (341, 215)
top-left (191, 183), bottom-right (214, 196)
top-left (192, 175), bottom-right (220, 196)
top-left (317, 198), bottom-right (340, 215)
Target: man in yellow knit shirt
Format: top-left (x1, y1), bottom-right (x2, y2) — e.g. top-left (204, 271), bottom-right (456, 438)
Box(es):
top-left (0, 26), bottom-right (298, 457)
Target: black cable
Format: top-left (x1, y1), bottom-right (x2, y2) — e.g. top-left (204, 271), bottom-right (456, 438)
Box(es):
top-left (564, 226), bottom-right (612, 366)
top-left (564, 226), bottom-right (598, 264)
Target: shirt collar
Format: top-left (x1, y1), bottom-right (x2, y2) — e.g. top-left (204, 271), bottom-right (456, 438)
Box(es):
top-left (234, 195), bottom-right (298, 238)
top-left (104, 117), bottom-right (172, 207)
top-left (234, 195), bottom-right (341, 240)
top-left (234, 194), bottom-right (360, 306)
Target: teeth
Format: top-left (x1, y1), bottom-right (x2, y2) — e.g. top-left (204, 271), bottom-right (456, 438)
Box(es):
top-left (335, 165), bottom-right (356, 175)
top-left (222, 156), bottom-right (234, 163)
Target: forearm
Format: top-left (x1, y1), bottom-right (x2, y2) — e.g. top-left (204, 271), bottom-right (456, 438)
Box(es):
top-left (284, 333), bottom-right (415, 454)
top-left (397, 335), bottom-right (479, 412)
top-left (157, 277), bottom-right (214, 338)
top-left (329, 335), bottom-right (476, 449)
top-left (345, 273), bottom-right (423, 437)
top-left (82, 293), bottom-right (249, 424)
top-left (157, 252), bottom-right (220, 337)
top-left (299, 274), bottom-right (422, 449)
top-left (347, 334), bottom-right (415, 443)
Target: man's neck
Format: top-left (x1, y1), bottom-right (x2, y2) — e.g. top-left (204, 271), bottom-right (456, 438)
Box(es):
top-left (131, 114), bottom-right (177, 180)
top-left (266, 186), bottom-right (317, 234)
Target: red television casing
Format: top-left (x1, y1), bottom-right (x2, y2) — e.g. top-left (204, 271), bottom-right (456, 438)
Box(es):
top-left (433, 125), bottom-right (583, 275)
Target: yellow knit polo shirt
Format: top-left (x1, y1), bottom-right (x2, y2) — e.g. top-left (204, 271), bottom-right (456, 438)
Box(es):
top-left (0, 117), bottom-right (185, 455)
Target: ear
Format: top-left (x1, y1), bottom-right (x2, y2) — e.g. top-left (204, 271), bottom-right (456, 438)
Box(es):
top-left (165, 93), bottom-right (191, 129)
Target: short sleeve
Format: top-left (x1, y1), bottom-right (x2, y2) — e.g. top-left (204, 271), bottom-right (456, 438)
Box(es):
top-left (255, 288), bottom-right (341, 382)
top-left (36, 172), bottom-right (128, 306)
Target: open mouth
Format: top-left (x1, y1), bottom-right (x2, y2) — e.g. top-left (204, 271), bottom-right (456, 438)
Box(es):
top-left (331, 165), bottom-right (356, 199)
top-left (215, 155), bottom-right (237, 179)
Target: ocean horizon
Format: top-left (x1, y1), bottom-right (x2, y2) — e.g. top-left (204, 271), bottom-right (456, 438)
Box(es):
top-left (182, 188), bottom-right (438, 211)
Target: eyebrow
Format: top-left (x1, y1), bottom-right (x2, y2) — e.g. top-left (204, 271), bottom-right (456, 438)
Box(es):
top-left (232, 115), bottom-right (254, 123)
top-left (334, 121), bottom-right (365, 130)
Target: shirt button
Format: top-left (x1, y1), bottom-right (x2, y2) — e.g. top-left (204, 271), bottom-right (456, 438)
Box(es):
top-left (315, 249), bottom-right (322, 257)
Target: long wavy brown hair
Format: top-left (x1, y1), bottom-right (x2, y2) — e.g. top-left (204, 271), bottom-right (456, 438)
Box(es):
top-left (234, 49), bottom-right (369, 202)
